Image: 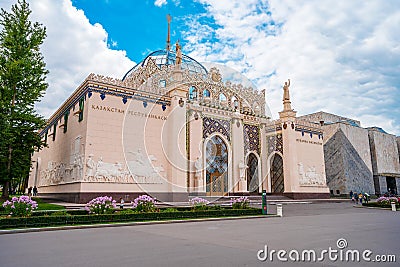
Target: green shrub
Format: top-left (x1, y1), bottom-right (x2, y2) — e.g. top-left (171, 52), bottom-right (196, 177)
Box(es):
top-left (118, 209), bottom-right (136, 215)
top-left (51, 210), bottom-right (70, 217)
top-left (363, 202), bottom-right (399, 209)
top-left (0, 208), bottom-right (262, 229)
top-left (161, 207), bottom-right (179, 212)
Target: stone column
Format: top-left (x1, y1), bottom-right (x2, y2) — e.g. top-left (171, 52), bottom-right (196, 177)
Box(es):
top-left (163, 68), bottom-right (189, 201)
top-left (279, 111), bottom-right (298, 193)
top-left (188, 102), bottom-right (205, 194)
top-left (231, 112), bottom-right (246, 192)
top-left (260, 120), bottom-right (268, 193)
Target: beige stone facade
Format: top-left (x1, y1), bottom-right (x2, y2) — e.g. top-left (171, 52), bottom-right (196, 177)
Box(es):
top-left (28, 49), bottom-right (330, 203)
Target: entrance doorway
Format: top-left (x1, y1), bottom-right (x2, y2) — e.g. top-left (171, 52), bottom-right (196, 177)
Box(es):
top-left (206, 135), bottom-right (228, 196)
top-left (386, 177), bottom-right (397, 195)
top-left (247, 153), bottom-right (259, 193)
top-left (270, 154), bottom-right (284, 193)
top-left (209, 172), bottom-right (226, 195)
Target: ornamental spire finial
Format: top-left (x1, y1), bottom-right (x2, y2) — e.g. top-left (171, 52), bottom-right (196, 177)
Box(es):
top-left (166, 14), bottom-right (172, 51)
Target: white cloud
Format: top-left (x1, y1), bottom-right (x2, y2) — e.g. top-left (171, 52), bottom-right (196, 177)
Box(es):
top-left (154, 0), bottom-right (181, 7)
top-left (183, 0), bottom-right (400, 135)
top-left (154, 0), bottom-right (168, 7)
top-left (1, 0), bottom-right (135, 118)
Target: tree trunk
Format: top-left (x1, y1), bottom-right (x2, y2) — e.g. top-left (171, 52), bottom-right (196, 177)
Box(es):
top-left (3, 86), bottom-right (17, 199)
top-left (3, 146), bottom-right (13, 199)
top-left (2, 181), bottom-right (10, 199)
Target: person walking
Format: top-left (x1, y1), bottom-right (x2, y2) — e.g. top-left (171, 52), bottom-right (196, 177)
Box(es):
top-left (349, 190), bottom-right (353, 201)
top-left (119, 197), bottom-right (124, 209)
top-left (33, 186), bottom-right (38, 196)
top-left (364, 193), bottom-right (370, 203)
top-left (354, 192), bottom-right (359, 204)
top-left (28, 187), bottom-right (32, 197)
top-left (358, 193), bottom-right (363, 204)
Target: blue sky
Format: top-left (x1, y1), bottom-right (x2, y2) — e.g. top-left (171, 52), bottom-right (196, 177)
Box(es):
top-left (71, 0), bottom-right (208, 60)
top-left (1, 0), bottom-right (400, 135)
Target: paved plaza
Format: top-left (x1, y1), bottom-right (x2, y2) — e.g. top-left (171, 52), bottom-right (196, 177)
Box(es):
top-left (0, 202), bottom-right (399, 267)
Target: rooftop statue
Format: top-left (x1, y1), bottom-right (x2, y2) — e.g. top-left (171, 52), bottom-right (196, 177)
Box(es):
top-left (175, 40), bottom-right (182, 66)
top-left (283, 79), bottom-right (290, 101)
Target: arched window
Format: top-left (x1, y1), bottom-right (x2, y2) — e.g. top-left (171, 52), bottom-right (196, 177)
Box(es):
top-left (247, 153), bottom-right (259, 192)
top-left (231, 96), bottom-right (239, 110)
top-left (271, 154), bottom-right (284, 193)
top-left (253, 102), bottom-right (260, 113)
top-left (159, 80), bottom-right (166, 88)
top-left (189, 86), bottom-right (197, 100)
top-left (203, 89), bottom-right (211, 98)
top-left (219, 93), bottom-right (227, 102)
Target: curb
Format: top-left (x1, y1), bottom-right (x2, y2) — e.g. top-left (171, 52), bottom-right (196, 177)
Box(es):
top-left (353, 205), bottom-right (399, 211)
top-left (0, 214), bottom-right (280, 235)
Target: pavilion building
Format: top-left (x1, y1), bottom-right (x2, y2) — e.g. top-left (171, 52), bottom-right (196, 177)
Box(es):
top-left (28, 40), bottom-right (330, 203)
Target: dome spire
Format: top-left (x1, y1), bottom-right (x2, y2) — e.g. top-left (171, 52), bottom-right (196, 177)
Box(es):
top-left (166, 14), bottom-right (172, 51)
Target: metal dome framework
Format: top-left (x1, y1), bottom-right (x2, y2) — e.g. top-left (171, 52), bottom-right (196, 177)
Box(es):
top-left (122, 49), bottom-right (208, 81)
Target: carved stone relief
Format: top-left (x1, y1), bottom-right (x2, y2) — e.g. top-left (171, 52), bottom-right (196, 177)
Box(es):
top-left (126, 149), bottom-right (164, 184)
top-left (297, 162), bottom-right (326, 186)
top-left (83, 150), bottom-right (164, 184)
top-left (38, 154), bottom-right (84, 186)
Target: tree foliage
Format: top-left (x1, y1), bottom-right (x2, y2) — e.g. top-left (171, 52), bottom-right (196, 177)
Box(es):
top-left (0, 0), bottom-right (48, 198)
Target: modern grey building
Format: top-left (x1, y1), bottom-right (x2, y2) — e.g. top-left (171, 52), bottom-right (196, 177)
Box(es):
top-left (300, 111), bottom-right (400, 196)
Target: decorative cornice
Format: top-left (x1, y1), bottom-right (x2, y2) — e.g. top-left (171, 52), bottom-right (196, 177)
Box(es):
top-left (40, 73), bottom-right (172, 136)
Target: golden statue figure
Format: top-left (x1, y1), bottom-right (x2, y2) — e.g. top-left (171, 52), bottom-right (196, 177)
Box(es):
top-left (175, 40), bottom-right (182, 65)
top-left (283, 79), bottom-right (291, 101)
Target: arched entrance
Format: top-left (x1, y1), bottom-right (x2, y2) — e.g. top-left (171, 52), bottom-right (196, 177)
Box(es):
top-left (270, 154), bottom-right (284, 193)
top-left (247, 153), bottom-right (259, 193)
top-left (206, 135), bottom-right (228, 196)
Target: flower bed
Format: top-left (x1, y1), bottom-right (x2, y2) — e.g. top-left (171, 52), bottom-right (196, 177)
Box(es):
top-left (231, 196), bottom-right (249, 209)
top-left (189, 197), bottom-right (210, 210)
top-left (132, 195), bottom-right (156, 212)
top-left (0, 208), bottom-right (263, 230)
top-left (362, 197), bottom-right (399, 209)
top-left (2, 196), bottom-right (38, 217)
top-left (85, 196), bottom-right (117, 214)
top-left (376, 196), bottom-right (399, 206)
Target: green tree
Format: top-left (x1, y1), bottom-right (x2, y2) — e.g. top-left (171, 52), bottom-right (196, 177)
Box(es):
top-left (0, 0), bottom-right (48, 198)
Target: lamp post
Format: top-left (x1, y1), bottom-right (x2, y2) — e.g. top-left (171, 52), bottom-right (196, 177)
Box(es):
top-left (262, 190), bottom-right (267, 215)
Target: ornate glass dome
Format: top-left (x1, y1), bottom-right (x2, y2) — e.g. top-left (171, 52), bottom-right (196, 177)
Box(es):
top-left (122, 49), bottom-right (208, 80)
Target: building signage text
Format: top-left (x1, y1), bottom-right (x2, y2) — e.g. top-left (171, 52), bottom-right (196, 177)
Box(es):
top-left (296, 138), bottom-right (323, 146)
top-left (91, 105), bottom-right (167, 120)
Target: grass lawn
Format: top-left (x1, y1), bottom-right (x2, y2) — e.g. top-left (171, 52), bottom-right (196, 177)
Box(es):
top-left (32, 198), bottom-right (66, 210)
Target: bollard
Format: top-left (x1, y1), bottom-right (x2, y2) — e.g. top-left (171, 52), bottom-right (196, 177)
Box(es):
top-left (391, 202), bottom-right (396, 212)
top-left (262, 190), bottom-right (267, 215)
top-left (277, 204), bottom-right (283, 217)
